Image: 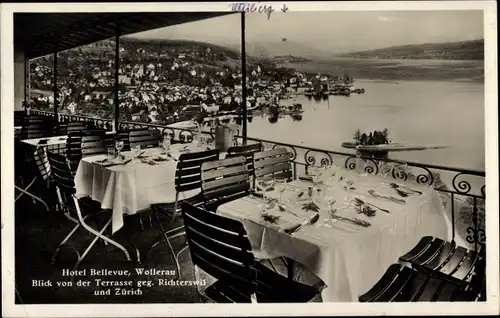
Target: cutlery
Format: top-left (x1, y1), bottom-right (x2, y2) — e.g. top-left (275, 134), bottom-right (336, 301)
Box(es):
top-left (167, 153), bottom-right (178, 161)
top-left (331, 213), bottom-right (371, 227)
top-left (285, 213), bottom-right (320, 235)
top-left (136, 151), bottom-right (146, 157)
top-left (353, 197), bottom-right (390, 213)
top-left (395, 188), bottom-right (410, 197)
top-left (298, 176), bottom-right (313, 182)
top-left (278, 204), bottom-right (305, 219)
top-left (103, 158), bottom-right (132, 167)
top-left (388, 182), bottom-right (423, 195)
top-left (368, 190), bottom-right (406, 204)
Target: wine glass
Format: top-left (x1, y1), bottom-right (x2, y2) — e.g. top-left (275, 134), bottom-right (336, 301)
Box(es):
top-left (162, 135), bottom-right (171, 153)
top-left (133, 145), bottom-right (142, 160)
top-left (115, 140), bottom-right (124, 159)
top-left (107, 147), bottom-right (116, 160)
top-left (274, 176), bottom-right (290, 203)
top-left (383, 161), bottom-right (395, 179)
top-left (257, 175), bottom-right (275, 200)
top-left (323, 196), bottom-right (336, 224)
top-left (308, 166), bottom-right (323, 185)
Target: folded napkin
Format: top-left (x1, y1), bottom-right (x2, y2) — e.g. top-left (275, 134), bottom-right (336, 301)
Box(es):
top-left (102, 158), bottom-right (132, 167)
top-left (94, 158), bottom-right (110, 164)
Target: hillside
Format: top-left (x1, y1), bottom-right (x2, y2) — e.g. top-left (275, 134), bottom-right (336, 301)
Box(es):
top-left (338, 39), bottom-right (484, 60)
top-left (121, 37), bottom-right (242, 59)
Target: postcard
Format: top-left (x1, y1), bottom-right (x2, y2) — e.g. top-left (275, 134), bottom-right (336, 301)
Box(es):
top-left (1, 1), bottom-right (498, 317)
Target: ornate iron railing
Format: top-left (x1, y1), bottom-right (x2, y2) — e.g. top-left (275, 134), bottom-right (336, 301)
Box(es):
top-left (28, 109), bottom-right (486, 251)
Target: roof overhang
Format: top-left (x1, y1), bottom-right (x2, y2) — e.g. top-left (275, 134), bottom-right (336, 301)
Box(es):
top-left (14, 12), bottom-right (235, 59)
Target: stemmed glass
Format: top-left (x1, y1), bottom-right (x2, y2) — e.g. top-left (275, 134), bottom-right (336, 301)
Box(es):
top-left (107, 147), bottom-right (116, 160)
top-left (323, 196), bottom-right (336, 225)
top-left (308, 166), bottom-right (324, 186)
top-left (133, 145), bottom-right (142, 161)
top-left (256, 175), bottom-right (275, 212)
top-left (162, 135), bottom-right (171, 153)
top-left (115, 140), bottom-right (124, 160)
top-left (274, 176), bottom-right (290, 203)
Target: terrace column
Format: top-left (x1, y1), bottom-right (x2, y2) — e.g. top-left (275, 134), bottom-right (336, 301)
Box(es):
top-left (114, 18), bottom-right (121, 132)
top-left (53, 51), bottom-right (58, 125)
top-left (241, 12), bottom-right (248, 145)
top-left (13, 49), bottom-right (26, 110)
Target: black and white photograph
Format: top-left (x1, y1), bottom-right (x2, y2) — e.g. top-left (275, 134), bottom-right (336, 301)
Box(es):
top-left (1, 1), bottom-right (498, 317)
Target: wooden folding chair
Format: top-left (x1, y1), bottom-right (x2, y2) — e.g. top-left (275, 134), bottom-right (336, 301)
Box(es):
top-left (47, 151), bottom-right (132, 270)
top-left (149, 148), bottom-right (220, 278)
top-left (182, 202), bottom-right (321, 303)
top-left (201, 156), bottom-right (251, 211)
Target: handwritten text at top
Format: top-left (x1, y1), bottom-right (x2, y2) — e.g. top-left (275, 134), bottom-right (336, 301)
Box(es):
top-left (229, 3), bottom-right (289, 20)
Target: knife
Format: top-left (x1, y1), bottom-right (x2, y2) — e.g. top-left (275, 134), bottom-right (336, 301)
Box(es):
top-left (285, 213), bottom-right (320, 235)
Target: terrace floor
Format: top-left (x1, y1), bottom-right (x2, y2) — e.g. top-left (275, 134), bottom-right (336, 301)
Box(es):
top-left (14, 193), bottom-right (323, 304)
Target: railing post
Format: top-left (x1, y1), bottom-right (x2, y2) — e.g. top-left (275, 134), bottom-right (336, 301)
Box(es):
top-left (53, 51), bottom-right (58, 127)
top-left (240, 12), bottom-right (247, 145)
top-left (114, 17), bottom-right (121, 133)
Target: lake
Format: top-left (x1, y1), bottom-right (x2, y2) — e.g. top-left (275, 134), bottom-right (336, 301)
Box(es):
top-left (247, 79), bottom-right (485, 172)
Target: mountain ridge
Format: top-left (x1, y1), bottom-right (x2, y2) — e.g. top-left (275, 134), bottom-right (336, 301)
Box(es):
top-left (337, 39), bottom-right (484, 60)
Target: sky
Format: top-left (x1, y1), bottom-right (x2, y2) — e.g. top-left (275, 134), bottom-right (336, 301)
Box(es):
top-left (130, 10), bottom-right (484, 54)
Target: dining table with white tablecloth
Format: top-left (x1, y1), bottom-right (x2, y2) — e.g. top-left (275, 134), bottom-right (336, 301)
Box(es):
top-left (74, 143), bottom-right (206, 234)
top-left (216, 166), bottom-right (450, 302)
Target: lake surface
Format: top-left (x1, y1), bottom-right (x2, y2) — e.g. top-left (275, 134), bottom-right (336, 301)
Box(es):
top-left (247, 79), bottom-right (485, 172)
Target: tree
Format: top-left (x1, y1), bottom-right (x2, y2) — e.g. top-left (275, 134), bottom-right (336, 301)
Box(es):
top-left (360, 133), bottom-right (368, 145)
top-left (353, 129), bottom-right (361, 142)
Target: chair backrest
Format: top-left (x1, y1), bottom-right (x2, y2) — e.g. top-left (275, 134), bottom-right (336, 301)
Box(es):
top-left (253, 147), bottom-right (293, 181)
top-left (20, 115), bottom-right (55, 139)
top-left (81, 133), bottom-right (107, 157)
top-left (129, 128), bottom-right (161, 150)
top-left (66, 130), bottom-right (106, 173)
top-left (47, 151), bottom-right (76, 198)
top-left (67, 121), bottom-right (89, 134)
top-left (15, 140), bottom-right (51, 180)
top-left (201, 156), bottom-right (250, 208)
top-left (181, 202), bottom-right (257, 295)
top-left (14, 110), bottom-right (26, 127)
top-left (175, 149), bottom-right (220, 193)
top-left (226, 143), bottom-right (262, 175)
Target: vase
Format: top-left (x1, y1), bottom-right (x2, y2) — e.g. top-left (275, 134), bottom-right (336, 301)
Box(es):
top-left (195, 123), bottom-right (203, 147)
top-left (214, 124), bottom-right (234, 152)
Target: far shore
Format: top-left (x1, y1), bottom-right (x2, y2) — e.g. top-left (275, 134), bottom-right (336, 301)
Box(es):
top-left (287, 58), bottom-right (484, 83)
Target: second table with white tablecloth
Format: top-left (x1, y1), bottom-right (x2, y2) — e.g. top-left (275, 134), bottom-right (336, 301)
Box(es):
top-left (74, 143), bottom-right (204, 234)
top-left (216, 167), bottom-right (450, 302)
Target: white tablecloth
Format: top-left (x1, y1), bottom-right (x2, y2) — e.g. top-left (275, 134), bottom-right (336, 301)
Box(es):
top-left (74, 143), bottom-right (203, 233)
top-left (21, 136), bottom-right (68, 178)
top-left (217, 167), bottom-right (449, 302)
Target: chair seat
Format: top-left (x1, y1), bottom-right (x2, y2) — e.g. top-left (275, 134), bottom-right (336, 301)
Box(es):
top-left (399, 236), bottom-right (480, 286)
top-left (152, 193), bottom-right (205, 215)
top-left (204, 261), bottom-right (319, 303)
top-left (359, 263), bottom-right (468, 302)
top-left (65, 196), bottom-right (104, 217)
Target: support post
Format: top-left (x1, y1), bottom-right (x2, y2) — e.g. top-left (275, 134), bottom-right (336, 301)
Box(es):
top-left (53, 52), bottom-right (58, 126)
top-left (241, 12), bottom-right (248, 145)
top-left (114, 18), bottom-right (120, 132)
top-left (24, 56), bottom-right (28, 103)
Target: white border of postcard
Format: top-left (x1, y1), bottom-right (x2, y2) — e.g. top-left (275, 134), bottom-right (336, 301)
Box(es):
top-left (2, 1), bottom-right (498, 317)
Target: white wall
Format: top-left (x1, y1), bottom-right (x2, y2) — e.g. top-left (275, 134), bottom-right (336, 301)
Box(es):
top-left (14, 49), bottom-right (25, 111)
